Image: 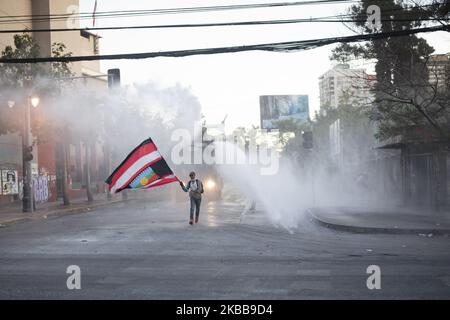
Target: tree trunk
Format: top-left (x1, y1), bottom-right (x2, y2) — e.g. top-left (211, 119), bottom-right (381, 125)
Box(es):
top-left (85, 141), bottom-right (93, 203)
top-left (401, 147), bottom-right (411, 206)
top-left (105, 143), bottom-right (112, 201)
top-left (62, 142), bottom-right (70, 206)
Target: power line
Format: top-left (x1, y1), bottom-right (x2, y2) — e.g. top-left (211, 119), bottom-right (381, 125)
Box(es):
top-left (0, 0), bottom-right (356, 24)
top-left (0, 1), bottom-right (441, 30)
top-left (0, 17), bottom-right (447, 34)
top-left (0, 25), bottom-right (447, 64)
top-left (0, 0), bottom-right (356, 18)
top-left (0, 0), bottom-right (441, 26)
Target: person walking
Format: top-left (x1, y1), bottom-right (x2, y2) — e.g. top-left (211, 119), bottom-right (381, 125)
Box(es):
top-left (179, 171), bottom-right (204, 225)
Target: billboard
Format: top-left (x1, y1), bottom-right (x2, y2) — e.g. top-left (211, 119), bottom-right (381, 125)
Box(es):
top-left (1, 169), bottom-right (19, 195)
top-left (260, 95), bottom-right (309, 130)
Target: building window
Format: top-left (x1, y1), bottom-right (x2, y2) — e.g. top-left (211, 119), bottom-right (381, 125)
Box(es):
top-left (80, 30), bottom-right (90, 39)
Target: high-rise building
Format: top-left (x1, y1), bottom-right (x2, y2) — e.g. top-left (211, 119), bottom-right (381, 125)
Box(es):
top-left (318, 64), bottom-right (374, 110)
top-left (428, 53), bottom-right (450, 93)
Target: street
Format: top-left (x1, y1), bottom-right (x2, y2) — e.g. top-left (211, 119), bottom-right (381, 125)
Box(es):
top-left (0, 199), bottom-right (449, 299)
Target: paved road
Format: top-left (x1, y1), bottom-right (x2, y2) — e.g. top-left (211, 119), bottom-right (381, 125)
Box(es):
top-left (0, 199), bottom-right (449, 299)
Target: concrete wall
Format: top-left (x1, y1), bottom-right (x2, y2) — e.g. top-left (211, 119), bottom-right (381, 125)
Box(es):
top-left (0, 0), bottom-right (33, 48)
top-left (0, 133), bottom-right (22, 170)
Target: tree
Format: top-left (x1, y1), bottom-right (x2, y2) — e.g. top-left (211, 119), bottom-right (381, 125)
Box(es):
top-left (331, 0), bottom-right (449, 210)
top-left (49, 88), bottom-right (104, 203)
top-left (0, 33), bottom-right (74, 205)
top-left (273, 118), bottom-right (312, 171)
top-left (330, 0), bottom-right (449, 143)
top-left (312, 104), bottom-right (338, 167)
top-left (313, 93), bottom-right (375, 168)
top-left (0, 33), bottom-right (74, 136)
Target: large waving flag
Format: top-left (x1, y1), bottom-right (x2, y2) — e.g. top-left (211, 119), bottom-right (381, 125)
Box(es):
top-left (105, 138), bottom-right (179, 193)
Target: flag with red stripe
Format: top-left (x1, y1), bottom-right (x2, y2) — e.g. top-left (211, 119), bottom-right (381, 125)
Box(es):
top-left (105, 138), bottom-right (179, 193)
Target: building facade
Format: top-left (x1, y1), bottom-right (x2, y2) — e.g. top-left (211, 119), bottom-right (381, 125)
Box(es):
top-left (372, 53), bottom-right (450, 211)
top-left (318, 64), bottom-right (373, 110)
top-left (0, 0), bottom-right (107, 204)
top-left (428, 52), bottom-right (450, 92)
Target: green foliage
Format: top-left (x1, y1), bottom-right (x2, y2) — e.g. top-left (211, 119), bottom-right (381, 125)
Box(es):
top-left (275, 118), bottom-right (309, 151)
top-left (50, 42), bottom-right (74, 80)
top-left (312, 97), bottom-right (374, 167)
top-left (0, 34), bottom-right (74, 136)
top-left (0, 34), bottom-right (42, 89)
top-left (330, 0), bottom-right (449, 142)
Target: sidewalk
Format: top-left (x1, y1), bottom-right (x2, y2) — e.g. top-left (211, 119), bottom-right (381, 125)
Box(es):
top-left (0, 193), bottom-right (131, 228)
top-left (308, 206), bottom-right (450, 235)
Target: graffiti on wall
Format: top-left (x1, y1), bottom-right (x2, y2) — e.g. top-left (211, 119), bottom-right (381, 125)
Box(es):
top-left (34, 176), bottom-right (50, 203)
top-left (1, 169), bottom-right (19, 195)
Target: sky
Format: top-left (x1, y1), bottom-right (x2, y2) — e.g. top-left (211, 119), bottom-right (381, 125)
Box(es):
top-left (79, 0), bottom-right (450, 131)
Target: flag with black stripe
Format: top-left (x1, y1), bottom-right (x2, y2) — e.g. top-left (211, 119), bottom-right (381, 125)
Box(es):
top-left (105, 138), bottom-right (179, 193)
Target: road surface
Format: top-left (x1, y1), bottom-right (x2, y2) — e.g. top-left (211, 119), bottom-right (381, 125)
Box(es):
top-left (0, 199), bottom-right (449, 299)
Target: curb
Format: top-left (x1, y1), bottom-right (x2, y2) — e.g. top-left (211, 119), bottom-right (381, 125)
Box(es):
top-left (42, 199), bottom-right (130, 219)
top-left (0, 198), bottom-right (132, 229)
top-left (0, 217), bottom-right (31, 228)
top-left (307, 209), bottom-right (450, 236)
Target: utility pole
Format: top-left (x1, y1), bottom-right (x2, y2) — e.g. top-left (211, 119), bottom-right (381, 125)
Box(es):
top-left (61, 143), bottom-right (70, 206)
top-left (85, 140), bottom-right (93, 203)
top-left (106, 69), bottom-right (122, 200)
top-left (22, 96), bottom-right (39, 212)
top-left (302, 131), bottom-right (315, 206)
top-left (105, 143), bottom-right (112, 201)
top-left (107, 68), bottom-right (120, 89)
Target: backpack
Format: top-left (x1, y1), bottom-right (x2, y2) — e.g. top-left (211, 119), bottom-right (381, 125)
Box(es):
top-left (189, 179), bottom-right (203, 199)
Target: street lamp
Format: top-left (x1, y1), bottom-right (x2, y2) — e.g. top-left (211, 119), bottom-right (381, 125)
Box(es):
top-left (30, 96), bottom-right (39, 108)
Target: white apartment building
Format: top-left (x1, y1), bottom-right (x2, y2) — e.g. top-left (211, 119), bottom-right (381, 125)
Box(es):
top-left (428, 53), bottom-right (450, 93)
top-left (318, 64), bottom-right (375, 167)
top-left (319, 64), bottom-right (374, 109)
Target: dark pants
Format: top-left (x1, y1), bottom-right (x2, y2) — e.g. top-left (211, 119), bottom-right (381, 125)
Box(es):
top-left (190, 197), bottom-right (201, 220)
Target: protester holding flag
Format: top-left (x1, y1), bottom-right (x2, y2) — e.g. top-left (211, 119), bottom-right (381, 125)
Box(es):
top-left (179, 171), bottom-right (204, 225)
top-left (105, 138), bottom-right (179, 194)
top-left (106, 137), bottom-right (206, 226)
